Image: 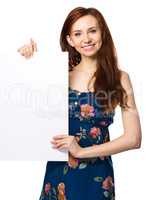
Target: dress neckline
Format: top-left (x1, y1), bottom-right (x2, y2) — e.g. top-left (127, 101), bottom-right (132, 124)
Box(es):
top-left (69, 86), bottom-right (94, 94)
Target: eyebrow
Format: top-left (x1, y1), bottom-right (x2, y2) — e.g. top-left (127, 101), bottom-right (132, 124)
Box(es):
top-left (72, 26), bottom-right (97, 32)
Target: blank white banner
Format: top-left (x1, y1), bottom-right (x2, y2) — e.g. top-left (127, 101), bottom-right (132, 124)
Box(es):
top-left (0, 0), bottom-right (68, 161)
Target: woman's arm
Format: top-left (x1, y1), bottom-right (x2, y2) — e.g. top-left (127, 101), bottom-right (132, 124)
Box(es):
top-left (77, 71), bottom-right (142, 158)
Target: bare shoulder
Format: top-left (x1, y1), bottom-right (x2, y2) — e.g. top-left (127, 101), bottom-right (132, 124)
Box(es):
top-left (120, 70), bottom-right (137, 109)
top-left (120, 70), bottom-right (133, 92)
top-left (120, 70), bottom-right (129, 78)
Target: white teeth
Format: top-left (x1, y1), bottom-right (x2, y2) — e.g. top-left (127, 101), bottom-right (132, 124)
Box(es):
top-left (83, 44), bottom-right (94, 48)
top-left (82, 44), bottom-right (95, 50)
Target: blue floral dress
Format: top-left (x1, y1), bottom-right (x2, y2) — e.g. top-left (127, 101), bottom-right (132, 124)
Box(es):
top-left (39, 87), bottom-right (115, 200)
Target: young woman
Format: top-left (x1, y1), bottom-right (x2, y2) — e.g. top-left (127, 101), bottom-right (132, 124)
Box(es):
top-left (18, 6), bottom-right (142, 200)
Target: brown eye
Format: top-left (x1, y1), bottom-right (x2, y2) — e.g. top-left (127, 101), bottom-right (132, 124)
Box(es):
top-left (75, 32), bottom-right (81, 36)
top-left (91, 29), bottom-right (96, 33)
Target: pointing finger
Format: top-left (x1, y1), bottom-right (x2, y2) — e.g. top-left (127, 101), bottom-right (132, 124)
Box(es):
top-left (30, 38), bottom-right (37, 52)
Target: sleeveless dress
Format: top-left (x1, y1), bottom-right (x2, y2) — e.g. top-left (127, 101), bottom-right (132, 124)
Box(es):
top-left (39, 87), bottom-right (115, 200)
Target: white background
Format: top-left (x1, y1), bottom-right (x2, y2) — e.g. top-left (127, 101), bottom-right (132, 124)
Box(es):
top-left (0, 0), bottom-right (146, 200)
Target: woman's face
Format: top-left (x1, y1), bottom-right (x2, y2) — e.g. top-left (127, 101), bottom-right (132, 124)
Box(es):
top-left (66, 14), bottom-right (102, 57)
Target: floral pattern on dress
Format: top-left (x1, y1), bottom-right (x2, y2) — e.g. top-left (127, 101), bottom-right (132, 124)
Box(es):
top-left (94, 175), bottom-right (115, 199)
top-left (40, 182), bottom-right (67, 200)
top-left (39, 88), bottom-right (115, 200)
top-left (80, 104), bottom-right (95, 118)
top-left (63, 100), bottom-right (114, 173)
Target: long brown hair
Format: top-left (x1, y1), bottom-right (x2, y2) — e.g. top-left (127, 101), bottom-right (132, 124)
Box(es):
top-left (60, 6), bottom-right (129, 113)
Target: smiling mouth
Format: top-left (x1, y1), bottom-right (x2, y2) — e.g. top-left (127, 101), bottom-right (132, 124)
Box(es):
top-left (81, 44), bottom-right (95, 51)
top-left (82, 44), bottom-right (95, 48)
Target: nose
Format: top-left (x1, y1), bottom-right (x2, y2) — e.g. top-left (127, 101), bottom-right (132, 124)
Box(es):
top-left (82, 33), bottom-right (92, 43)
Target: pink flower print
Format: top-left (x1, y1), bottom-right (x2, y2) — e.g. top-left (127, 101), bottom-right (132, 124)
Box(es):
top-left (99, 156), bottom-right (105, 160)
top-left (90, 127), bottom-right (101, 139)
top-left (102, 176), bottom-right (114, 190)
top-left (68, 153), bottom-right (79, 168)
top-left (44, 182), bottom-right (51, 194)
top-left (80, 104), bottom-right (95, 118)
top-left (57, 182), bottom-right (67, 200)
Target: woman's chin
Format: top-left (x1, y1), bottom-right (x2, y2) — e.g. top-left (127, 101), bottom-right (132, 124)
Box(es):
top-left (81, 51), bottom-right (98, 58)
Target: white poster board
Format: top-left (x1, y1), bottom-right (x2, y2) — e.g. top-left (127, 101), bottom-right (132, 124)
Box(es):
top-left (0, 0), bottom-right (68, 161)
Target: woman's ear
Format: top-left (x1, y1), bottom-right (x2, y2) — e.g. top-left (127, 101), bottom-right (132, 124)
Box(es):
top-left (66, 35), bottom-right (74, 47)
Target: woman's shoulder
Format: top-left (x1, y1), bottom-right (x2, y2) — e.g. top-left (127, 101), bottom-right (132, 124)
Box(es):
top-left (120, 69), bottom-right (129, 79)
top-left (119, 69), bottom-right (133, 92)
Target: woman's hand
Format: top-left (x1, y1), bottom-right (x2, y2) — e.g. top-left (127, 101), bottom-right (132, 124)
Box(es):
top-left (51, 134), bottom-right (83, 158)
top-left (17, 38), bottom-right (37, 59)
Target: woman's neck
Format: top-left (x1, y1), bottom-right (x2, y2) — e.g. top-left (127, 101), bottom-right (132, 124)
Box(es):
top-left (74, 57), bottom-right (97, 74)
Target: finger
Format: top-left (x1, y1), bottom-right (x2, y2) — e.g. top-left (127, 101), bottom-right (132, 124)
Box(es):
top-left (17, 48), bottom-right (21, 52)
top-left (25, 46), bottom-right (34, 57)
top-left (25, 54), bottom-right (32, 59)
top-left (30, 38), bottom-right (34, 51)
top-left (52, 144), bottom-right (67, 150)
top-left (52, 139), bottom-right (69, 146)
top-left (18, 46), bottom-right (29, 55)
top-left (54, 143), bottom-right (68, 150)
top-left (24, 51), bottom-right (32, 59)
top-left (53, 140), bottom-right (67, 148)
top-left (58, 144), bottom-right (68, 150)
top-left (17, 47), bottom-right (25, 54)
top-left (30, 38), bottom-right (37, 52)
top-left (50, 140), bottom-right (57, 144)
top-left (53, 134), bottom-right (68, 139)
top-left (23, 52), bottom-right (34, 59)
top-left (17, 45), bottom-right (25, 52)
